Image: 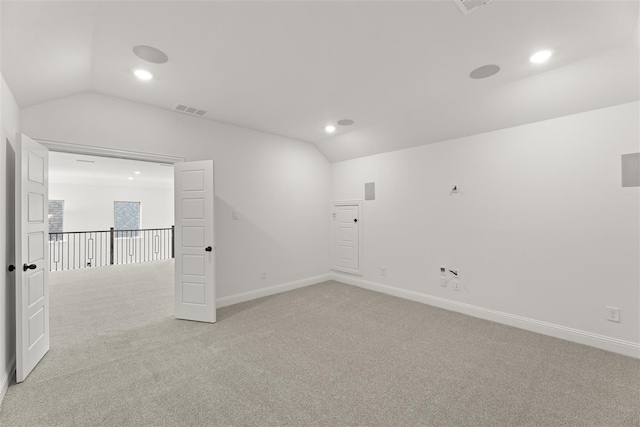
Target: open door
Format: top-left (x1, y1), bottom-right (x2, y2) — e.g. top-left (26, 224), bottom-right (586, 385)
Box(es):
top-left (174, 160), bottom-right (216, 323)
top-left (15, 134), bottom-right (49, 382)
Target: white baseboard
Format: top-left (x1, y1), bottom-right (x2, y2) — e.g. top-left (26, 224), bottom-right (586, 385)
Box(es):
top-left (331, 273), bottom-right (640, 359)
top-left (0, 356), bottom-right (15, 412)
top-left (216, 273), bottom-right (332, 309)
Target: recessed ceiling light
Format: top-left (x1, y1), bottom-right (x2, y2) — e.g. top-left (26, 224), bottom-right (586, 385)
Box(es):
top-left (134, 69), bottom-right (153, 80)
top-left (134, 171), bottom-right (141, 175)
top-left (133, 45), bottom-right (169, 64)
top-left (529, 50), bottom-right (553, 64)
top-left (128, 177), bottom-right (133, 180)
top-left (469, 64), bottom-right (501, 79)
top-left (337, 119), bottom-right (354, 126)
top-left (325, 125), bottom-right (336, 133)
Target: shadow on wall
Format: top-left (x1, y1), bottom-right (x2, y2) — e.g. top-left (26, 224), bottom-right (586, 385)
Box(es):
top-left (214, 195), bottom-right (316, 301)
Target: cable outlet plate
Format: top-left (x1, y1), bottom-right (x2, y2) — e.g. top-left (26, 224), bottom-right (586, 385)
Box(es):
top-left (606, 306), bottom-right (620, 322)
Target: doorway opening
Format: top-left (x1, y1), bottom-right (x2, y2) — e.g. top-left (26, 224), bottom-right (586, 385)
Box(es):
top-left (14, 136), bottom-right (216, 383)
top-left (47, 151), bottom-right (175, 271)
top-left (45, 148), bottom-right (180, 358)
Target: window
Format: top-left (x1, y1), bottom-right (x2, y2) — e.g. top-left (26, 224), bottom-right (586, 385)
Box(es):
top-left (48, 200), bottom-right (64, 241)
top-left (114, 201), bottom-right (140, 237)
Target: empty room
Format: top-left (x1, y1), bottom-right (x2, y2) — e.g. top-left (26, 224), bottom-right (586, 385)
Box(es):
top-left (1, 0), bottom-right (639, 426)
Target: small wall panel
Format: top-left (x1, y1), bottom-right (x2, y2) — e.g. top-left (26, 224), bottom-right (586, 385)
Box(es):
top-left (622, 153), bottom-right (640, 187)
top-left (365, 182), bottom-right (375, 200)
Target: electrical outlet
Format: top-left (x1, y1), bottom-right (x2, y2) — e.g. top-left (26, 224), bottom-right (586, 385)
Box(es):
top-left (453, 280), bottom-right (461, 292)
top-left (261, 270), bottom-right (267, 279)
top-left (606, 306), bottom-right (620, 322)
top-left (232, 210), bottom-right (239, 220)
top-left (439, 277), bottom-right (447, 287)
top-left (380, 267), bottom-right (387, 276)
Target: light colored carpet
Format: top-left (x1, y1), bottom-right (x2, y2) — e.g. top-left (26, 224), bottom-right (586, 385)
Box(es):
top-left (1, 260), bottom-right (638, 426)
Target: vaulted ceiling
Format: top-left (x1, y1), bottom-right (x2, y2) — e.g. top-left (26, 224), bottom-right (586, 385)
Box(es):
top-left (2, 1), bottom-right (639, 162)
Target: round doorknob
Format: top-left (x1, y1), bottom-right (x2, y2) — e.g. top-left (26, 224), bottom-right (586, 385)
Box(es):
top-left (23, 263), bottom-right (36, 271)
top-left (354, 219), bottom-right (358, 223)
top-left (8, 265), bottom-right (15, 272)
top-left (205, 246), bottom-right (212, 252)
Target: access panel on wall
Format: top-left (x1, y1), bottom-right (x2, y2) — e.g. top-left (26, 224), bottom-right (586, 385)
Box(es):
top-left (331, 201), bottom-right (362, 275)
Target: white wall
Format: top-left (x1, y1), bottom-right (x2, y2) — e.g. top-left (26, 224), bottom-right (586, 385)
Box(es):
top-left (332, 102), bottom-right (640, 357)
top-left (22, 92), bottom-right (331, 301)
top-left (0, 74), bottom-right (20, 405)
top-left (49, 182), bottom-right (174, 232)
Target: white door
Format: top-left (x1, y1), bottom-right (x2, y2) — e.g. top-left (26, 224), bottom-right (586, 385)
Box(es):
top-left (15, 134), bottom-right (49, 383)
top-left (174, 160), bottom-right (216, 323)
top-left (332, 202), bottom-right (361, 274)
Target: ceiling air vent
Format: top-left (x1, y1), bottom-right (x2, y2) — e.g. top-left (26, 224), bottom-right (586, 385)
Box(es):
top-left (174, 104), bottom-right (208, 118)
top-left (454, 0), bottom-right (493, 15)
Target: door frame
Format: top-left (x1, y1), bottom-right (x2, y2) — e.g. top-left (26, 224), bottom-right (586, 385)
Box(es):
top-left (36, 139), bottom-right (185, 164)
top-left (331, 200), bottom-right (363, 276)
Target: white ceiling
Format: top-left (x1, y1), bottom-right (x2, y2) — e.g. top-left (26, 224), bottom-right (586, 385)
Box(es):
top-left (2, 1), bottom-right (639, 162)
top-left (49, 151), bottom-right (174, 187)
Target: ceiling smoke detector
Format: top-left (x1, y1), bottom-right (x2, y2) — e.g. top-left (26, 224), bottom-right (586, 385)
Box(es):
top-left (174, 104), bottom-right (208, 118)
top-left (454, 0), bottom-right (493, 15)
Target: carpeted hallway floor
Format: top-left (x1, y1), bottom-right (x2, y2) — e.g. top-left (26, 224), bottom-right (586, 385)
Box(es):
top-left (1, 260), bottom-right (638, 426)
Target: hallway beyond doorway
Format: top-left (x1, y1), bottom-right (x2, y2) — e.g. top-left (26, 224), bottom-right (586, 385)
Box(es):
top-left (49, 259), bottom-right (174, 348)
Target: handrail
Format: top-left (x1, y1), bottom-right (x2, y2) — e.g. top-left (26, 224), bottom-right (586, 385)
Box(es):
top-left (48, 226), bottom-right (175, 272)
top-left (51, 227), bottom-right (172, 234)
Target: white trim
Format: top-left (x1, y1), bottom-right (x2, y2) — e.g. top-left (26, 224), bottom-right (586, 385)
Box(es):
top-left (331, 273), bottom-right (640, 359)
top-left (216, 274), bottom-right (331, 308)
top-left (331, 200), bottom-right (363, 276)
top-left (0, 356), bottom-right (16, 411)
top-left (34, 138), bottom-right (185, 164)
top-left (330, 267), bottom-right (363, 276)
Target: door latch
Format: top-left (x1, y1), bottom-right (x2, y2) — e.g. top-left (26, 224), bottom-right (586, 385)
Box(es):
top-left (23, 264), bottom-right (36, 271)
